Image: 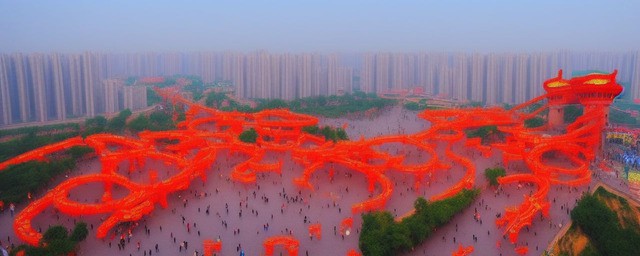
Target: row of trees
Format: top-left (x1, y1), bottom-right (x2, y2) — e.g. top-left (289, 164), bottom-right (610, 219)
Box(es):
top-left (81, 109), bottom-right (132, 136)
top-left (0, 159), bottom-right (71, 204)
top-left (204, 91), bottom-right (397, 118)
top-left (82, 108), bottom-right (180, 135)
top-left (0, 131), bottom-right (79, 162)
top-left (466, 125), bottom-right (503, 144)
top-left (127, 111), bottom-right (176, 132)
top-left (403, 99), bottom-right (443, 111)
top-left (359, 189), bottom-right (480, 256)
top-left (0, 151), bottom-right (92, 204)
top-left (302, 125), bottom-right (349, 142)
top-left (569, 187), bottom-right (640, 255)
top-left (291, 92), bottom-right (396, 118)
top-left (237, 126), bottom-right (349, 144)
top-left (0, 123), bottom-right (79, 138)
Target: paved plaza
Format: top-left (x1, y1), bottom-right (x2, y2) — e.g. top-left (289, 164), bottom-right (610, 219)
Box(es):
top-left (0, 106), bottom-right (629, 255)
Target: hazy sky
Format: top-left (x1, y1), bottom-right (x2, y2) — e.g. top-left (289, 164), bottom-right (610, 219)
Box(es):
top-left (1, 0), bottom-right (639, 53)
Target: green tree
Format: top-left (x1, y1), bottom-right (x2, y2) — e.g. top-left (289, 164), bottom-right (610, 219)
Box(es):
top-left (321, 126), bottom-right (338, 141)
top-left (524, 117), bottom-right (545, 128)
top-left (484, 167), bottom-right (506, 186)
top-left (466, 125), bottom-right (501, 143)
top-left (70, 222), bottom-right (89, 242)
top-left (149, 111), bottom-right (175, 131)
top-left (564, 105), bottom-right (583, 123)
top-left (147, 87), bottom-right (163, 106)
top-left (404, 102), bottom-right (422, 111)
top-left (258, 99), bottom-right (289, 110)
top-left (205, 91), bottom-right (228, 108)
top-left (360, 211), bottom-right (396, 256)
top-left (82, 116), bottom-right (108, 137)
top-left (85, 115), bottom-right (107, 128)
top-left (302, 125), bottom-right (319, 135)
top-left (68, 146), bottom-right (94, 159)
top-left (239, 128), bottom-right (258, 143)
top-left (42, 226), bottom-right (69, 242)
top-left (107, 109), bottom-right (132, 133)
top-left (128, 115), bottom-right (151, 132)
top-left (336, 128), bottom-right (348, 140)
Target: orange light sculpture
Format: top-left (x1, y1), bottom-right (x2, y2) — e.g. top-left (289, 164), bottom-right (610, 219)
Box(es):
top-left (452, 244), bottom-right (474, 256)
top-left (515, 245), bottom-right (529, 255)
top-left (263, 236), bottom-right (299, 256)
top-left (0, 70), bottom-right (622, 249)
top-left (340, 217), bottom-right (353, 235)
top-left (346, 249), bottom-right (361, 256)
top-left (203, 239), bottom-right (222, 256)
top-left (308, 224), bottom-right (321, 240)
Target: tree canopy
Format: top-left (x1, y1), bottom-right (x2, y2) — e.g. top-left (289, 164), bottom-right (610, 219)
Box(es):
top-left (239, 128), bottom-right (258, 143)
top-left (302, 125), bottom-right (349, 142)
top-left (107, 109), bottom-right (132, 133)
top-left (524, 117), bottom-right (545, 128)
top-left (484, 167), bottom-right (506, 186)
top-left (466, 125), bottom-right (502, 143)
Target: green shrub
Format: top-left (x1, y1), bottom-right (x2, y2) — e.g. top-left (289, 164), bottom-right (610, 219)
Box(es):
top-left (0, 158), bottom-right (75, 204)
top-left (524, 117), bottom-right (545, 128)
top-left (302, 125), bottom-right (349, 142)
top-left (239, 128), bottom-right (258, 143)
top-left (484, 167), bottom-right (506, 186)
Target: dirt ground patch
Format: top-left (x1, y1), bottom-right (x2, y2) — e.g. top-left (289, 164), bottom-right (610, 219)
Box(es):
top-left (552, 225), bottom-right (589, 255)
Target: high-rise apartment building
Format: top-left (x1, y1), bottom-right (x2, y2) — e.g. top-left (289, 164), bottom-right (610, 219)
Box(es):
top-left (123, 85), bottom-right (147, 111)
top-left (103, 79), bottom-right (122, 114)
top-left (0, 55), bottom-right (11, 125)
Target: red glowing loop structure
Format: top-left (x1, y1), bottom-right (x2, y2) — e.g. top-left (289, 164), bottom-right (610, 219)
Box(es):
top-left (340, 217), bottom-right (353, 235)
top-left (451, 244), bottom-right (474, 256)
top-left (515, 245), bottom-right (529, 255)
top-left (308, 224), bottom-right (321, 240)
top-left (0, 70), bottom-right (622, 249)
top-left (263, 236), bottom-right (299, 256)
top-left (203, 239), bottom-right (222, 256)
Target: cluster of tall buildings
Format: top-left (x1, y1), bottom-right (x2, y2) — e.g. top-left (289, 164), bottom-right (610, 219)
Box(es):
top-left (0, 53), bottom-right (149, 127)
top-left (1, 51), bottom-right (639, 127)
top-left (360, 52), bottom-right (640, 105)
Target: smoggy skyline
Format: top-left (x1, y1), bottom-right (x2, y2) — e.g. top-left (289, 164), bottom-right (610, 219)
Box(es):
top-left (1, 1), bottom-right (639, 53)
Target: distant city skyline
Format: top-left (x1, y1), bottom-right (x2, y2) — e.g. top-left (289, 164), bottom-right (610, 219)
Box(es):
top-left (1, 1), bottom-right (639, 53)
top-left (1, 50), bottom-right (639, 127)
